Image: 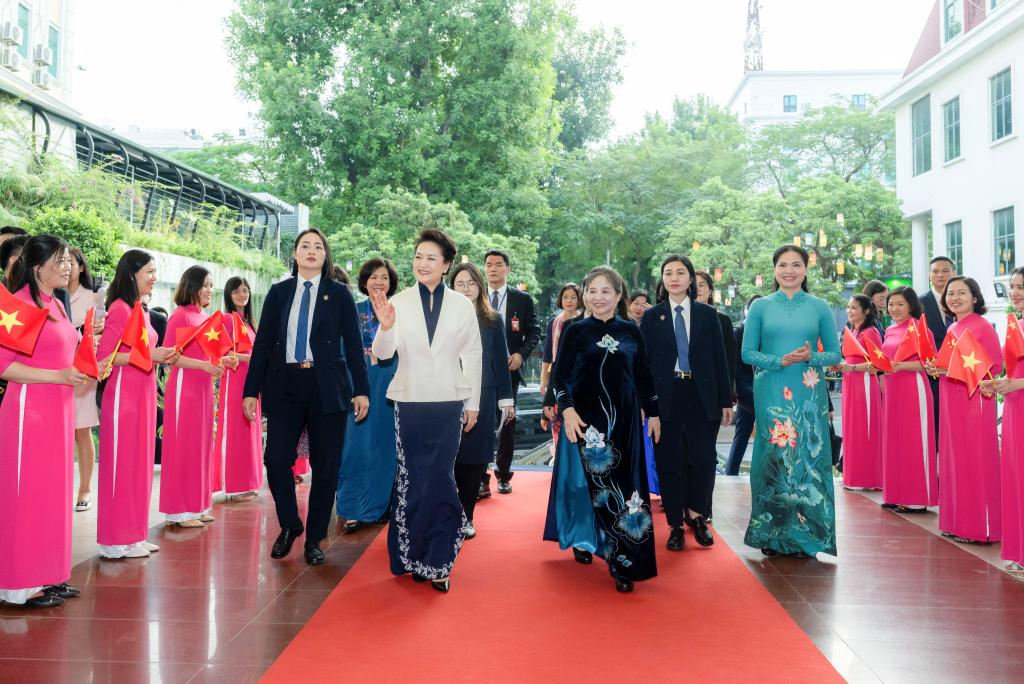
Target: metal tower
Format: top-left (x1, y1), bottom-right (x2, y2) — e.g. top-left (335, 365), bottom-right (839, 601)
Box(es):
top-left (744, 0), bottom-right (764, 73)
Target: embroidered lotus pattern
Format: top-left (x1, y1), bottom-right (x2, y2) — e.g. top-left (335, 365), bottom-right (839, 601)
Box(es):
top-left (768, 417), bottom-right (799, 449)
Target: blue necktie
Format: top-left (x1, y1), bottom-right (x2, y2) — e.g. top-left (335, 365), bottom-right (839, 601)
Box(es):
top-left (491, 290), bottom-right (500, 310)
top-left (674, 305), bottom-right (691, 372)
top-left (295, 281), bottom-right (312, 362)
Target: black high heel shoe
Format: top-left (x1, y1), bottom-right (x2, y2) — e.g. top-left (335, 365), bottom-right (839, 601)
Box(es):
top-left (431, 578), bottom-right (450, 593)
top-left (412, 573), bottom-right (428, 583)
top-left (572, 548), bottom-right (593, 564)
top-left (614, 576), bottom-right (634, 593)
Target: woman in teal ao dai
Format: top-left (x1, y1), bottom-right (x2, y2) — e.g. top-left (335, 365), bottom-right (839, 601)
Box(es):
top-left (741, 245), bottom-right (841, 557)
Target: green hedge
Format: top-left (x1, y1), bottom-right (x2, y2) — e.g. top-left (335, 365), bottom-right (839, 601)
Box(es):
top-left (27, 206), bottom-right (121, 278)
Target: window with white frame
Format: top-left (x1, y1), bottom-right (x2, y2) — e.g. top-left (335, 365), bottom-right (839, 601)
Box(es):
top-left (991, 68), bottom-right (1013, 141)
top-left (783, 95), bottom-right (797, 113)
top-left (994, 207), bottom-right (1015, 276)
top-left (945, 221), bottom-right (963, 274)
top-left (852, 94), bottom-right (867, 111)
top-left (17, 4), bottom-right (30, 59)
top-left (944, 0), bottom-right (963, 42)
top-left (912, 95), bottom-right (932, 176)
top-left (943, 97), bottom-right (961, 161)
top-left (47, 25), bottom-right (59, 78)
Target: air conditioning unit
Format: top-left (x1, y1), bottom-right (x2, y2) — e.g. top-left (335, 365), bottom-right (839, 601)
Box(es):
top-left (32, 44), bottom-right (52, 66)
top-left (32, 68), bottom-right (51, 89)
top-left (0, 22), bottom-right (24, 47)
top-left (1, 48), bottom-right (19, 72)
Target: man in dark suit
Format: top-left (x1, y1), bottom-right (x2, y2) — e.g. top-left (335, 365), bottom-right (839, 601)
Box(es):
top-left (919, 256), bottom-right (956, 441)
top-left (243, 228), bottom-right (369, 565)
top-left (640, 255), bottom-right (732, 551)
top-left (480, 249), bottom-right (541, 496)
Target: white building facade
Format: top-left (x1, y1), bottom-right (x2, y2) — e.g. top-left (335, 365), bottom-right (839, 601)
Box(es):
top-left (881, 0), bottom-right (1023, 331)
top-left (727, 69), bottom-right (903, 128)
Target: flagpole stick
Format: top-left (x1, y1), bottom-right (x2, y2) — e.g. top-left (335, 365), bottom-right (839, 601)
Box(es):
top-left (100, 340), bottom-right (122, 381)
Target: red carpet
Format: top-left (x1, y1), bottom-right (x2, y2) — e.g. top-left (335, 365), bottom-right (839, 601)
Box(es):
top-left (262, 472), bottom-right (842, 683)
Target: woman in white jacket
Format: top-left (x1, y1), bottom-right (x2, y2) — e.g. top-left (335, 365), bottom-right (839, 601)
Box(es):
top-left (371, 229), bottom-right (482, 593)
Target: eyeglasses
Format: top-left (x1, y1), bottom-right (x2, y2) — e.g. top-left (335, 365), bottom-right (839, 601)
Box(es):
top-left (453, 281), bottom-right (479, 291)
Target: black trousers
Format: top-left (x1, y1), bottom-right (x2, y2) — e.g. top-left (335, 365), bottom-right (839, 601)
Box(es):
top-left (486, 376), bottom-right (520, 484)
top-left (264, 366), bottom-right (347, 545)
top-left (653, 378), bottom-right (719, 526)
top-left (725, 404), bottom-right (755, 476)
top-left (454, 462), bottom-right (488, 522)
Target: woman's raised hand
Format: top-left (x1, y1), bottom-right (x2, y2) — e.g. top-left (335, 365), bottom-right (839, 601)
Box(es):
top-left (369, 292), bottom-right (396, 331)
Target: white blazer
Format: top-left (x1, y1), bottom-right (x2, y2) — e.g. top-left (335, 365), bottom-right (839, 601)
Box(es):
top-left (372, 284), bottom-right (483, 411)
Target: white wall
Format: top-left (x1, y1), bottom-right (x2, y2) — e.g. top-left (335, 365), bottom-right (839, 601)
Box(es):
top-left (892, 20), bottom-right (1023, 334)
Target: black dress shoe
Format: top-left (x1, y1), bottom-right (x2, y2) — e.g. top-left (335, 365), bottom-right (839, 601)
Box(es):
top-left (477, 482), bottom-right (492, 500)
top-left (412, 573), bottom-right (429, 583)
top-left (614, 576), bottom-right (634, 593)
top-left (572, 548), bottom-right (593, 564)
top-left (497, 480), bottom-right (512, 494)
top-left (666, 526), bottom-right (685, 551)
top-left (24, 593), bottom-right (65, 608)
top-left (304, 543), bottom-right (325, 565)
top-left (271, 526), bottom-right (304, 559)
top-left (343, 520), bottom-right (364, 534)
top-left (431, 579), bottom-right (450, 593)
top-left (689, 516), bottom-right (714, 547)
top-left (43, 583), bottom-right (80, 599)
top-left (760, 547), bottom-right (779, 557)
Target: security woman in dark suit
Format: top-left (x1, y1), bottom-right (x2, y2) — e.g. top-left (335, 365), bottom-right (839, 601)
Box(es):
top-left (640, 255), bottom-right (732, 552)
top-left (449, 263), bottom-right (514, 540)
top-left (242, 228), bottom-right (369, 566)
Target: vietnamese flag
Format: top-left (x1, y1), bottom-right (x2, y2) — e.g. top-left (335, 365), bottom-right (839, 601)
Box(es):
top-left (1006, 314), bottom-right (1024, 376)
top-left (842, 328), bottom-right (868, 360)
top-left (935, 331), bottom-right (959, 369)
top-left (947, 328), bottom-right (993, 397)
top-left (232, 312), bottom-right (253, 354)
top-left (894, 318), bottom-right (922, 362)
top-left (121, 302), bottom-right (153, 372)
top-left (0, 283), bottom-right (49, 355)
top-left (918, 314), bottom-right (938, 362)
top-left (196, 311), bottom-right (233, 365)
top-left (863, 335), bottom-right (894, 372)
top-left (73, 307), bottom-right (100, 378)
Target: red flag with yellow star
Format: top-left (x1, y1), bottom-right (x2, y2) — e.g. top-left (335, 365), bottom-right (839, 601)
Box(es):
top-left (841, 328), bottom-right (868, 360)
top-left (917, 314), bottom-right (938, 362)
top-left (232, 312), bottom-right (254, 354)
top-left (947, 328), bottom-right (992, 396)
top-left (935, 331), bottom-right (958, 369)
top-left (195, 311), bottom-right (232, 365)
top-left (121, 302), bottom-right (153, 372)
top-left (1006, 314), bottom-right (1024, 376)
top-left (73, 307), bottom-right (100, 378)
top-left (863, 335), bottom-right (894, 372)
top-left (894, 318), bottom-right (922, 362)
top-left (0, 282), bottom-right (49, 355)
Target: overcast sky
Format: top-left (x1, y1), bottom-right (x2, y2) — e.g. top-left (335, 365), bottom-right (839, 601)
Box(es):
top-left (72, 0), bottom-right (935, 140)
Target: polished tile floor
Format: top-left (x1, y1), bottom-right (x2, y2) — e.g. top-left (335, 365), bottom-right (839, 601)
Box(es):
top-left (2, 474), bottom-right (1023, 683)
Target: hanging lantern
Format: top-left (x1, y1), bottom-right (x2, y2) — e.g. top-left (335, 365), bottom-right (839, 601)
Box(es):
top-left (876, 247), bottom-right (884, 263)
top-left (755, 274), bottom-right (764, 287)
top-left (725, 297), bottom-right (733, 307)
top-left (461, 254), bottom-right (469, 263)
top-left (805, 232), bottom-right (814, 246)
top-left (793, 235), bottom-right (802, 247)
top-left (864, 243), bottom-right (874, 261)
top-left (346, 260), bottom-right (354, 271)
top-left (818, 229), bottom-right (828, 247)
top-left (728, 284), bottom-right (736, 298)
top-left (714, 268), bottom-right (722, 281)
top-left (854, 243), bottom-right (863, 258)
top-left (692, 239), bottom-right (700, 252)
top-left (809, 252), bottom-right (818, 267)
top-left (518, 282), bottom-right (528, 291)
top-left (836, 260), bottom-right (846, 276)
top-left (836, 213), bottom-right (845, 226)
top-left (713, 290), bottom-right (722, 304)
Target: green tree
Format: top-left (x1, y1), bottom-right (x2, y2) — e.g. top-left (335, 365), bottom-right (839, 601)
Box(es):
top-left (169, 135), bottom-right (279, 195)
top-left (27, 206), bottom-right (121, 277)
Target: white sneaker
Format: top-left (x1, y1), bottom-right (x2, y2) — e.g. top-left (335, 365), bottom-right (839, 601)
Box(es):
top-left (463, 522), bottom-right (477, 539)
top-left (122, 546), bottom-right (151, 559)
top-left (140, 542), bottom-right (160, 553)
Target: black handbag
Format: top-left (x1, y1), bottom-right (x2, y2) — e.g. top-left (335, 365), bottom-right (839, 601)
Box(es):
top-left (829, 421), bottom-right (843, 472)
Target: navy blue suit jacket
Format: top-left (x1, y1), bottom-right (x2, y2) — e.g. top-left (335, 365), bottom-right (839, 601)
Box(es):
top-left (919, 290), bottom-right (949, 349)
top-left (243, 276), bottom-right (369, 416)
top-left (480, 317), bottom-right (514, 400)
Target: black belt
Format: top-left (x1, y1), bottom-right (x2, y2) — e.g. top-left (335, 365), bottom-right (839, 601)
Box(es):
top-left (286, 361), bottom-right (315, 369)
top-left (673, 371), bottom-right (693, 380)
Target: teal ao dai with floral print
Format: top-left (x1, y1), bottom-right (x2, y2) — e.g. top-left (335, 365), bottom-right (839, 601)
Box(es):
top-left (740, 290), bottom-right (842, 556)
top-left (544, 316), bottom-right (661, 582)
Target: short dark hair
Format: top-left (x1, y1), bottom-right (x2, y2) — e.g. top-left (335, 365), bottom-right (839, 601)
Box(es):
top-left (558, 282), bottom-right (582, 310)
top-left (483, 249), bottom-right (510, 267)
top-left (1, 234), bottom-right (29, 274)
top-left (694, 270), bottom-right (715, 295)
top-left (415, 228), bottom-right (457, 272)
top-left (629, 289), bottom-right (649, 304)
top-left (656, 254), bottom-right (698, 301)
top-left (173, 265), bottom-right (212, 307)
top-left (887, 286), bottom-right (923, 319)
top-left (929, 255), bottom-right (955, 268)
top-left (941, 276), bottom-right (987, 317)
top-left (582, 265), bottom-right (629, 319)
top-left (291, 228), bottom-right (335, 279)
top-left (224, 276), bottom-right (255, 326)
top-left (848, 293), bottom-right (879, 333)
top-left (0, 226), bottom-right (28, 236)
top-left (357, 257), bottom-right (399, 297)
top-left (862, 279), bottom-right (887, 299)
top-left (106, 249), bottom-right (155, 309)
top-left (772, 244), bottom-right (810, 292)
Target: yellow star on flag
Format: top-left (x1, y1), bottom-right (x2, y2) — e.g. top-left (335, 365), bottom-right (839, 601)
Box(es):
top-left (140, 327), bottom-right (149, 346)
top-left (204, 328), bottom-right (221, 342)
top-left (961, 351), bottom-right (981, 372)
top-left (873, 347), bottom-right (885, 359)
top-left (0, 308), bottom-right (23, 334)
